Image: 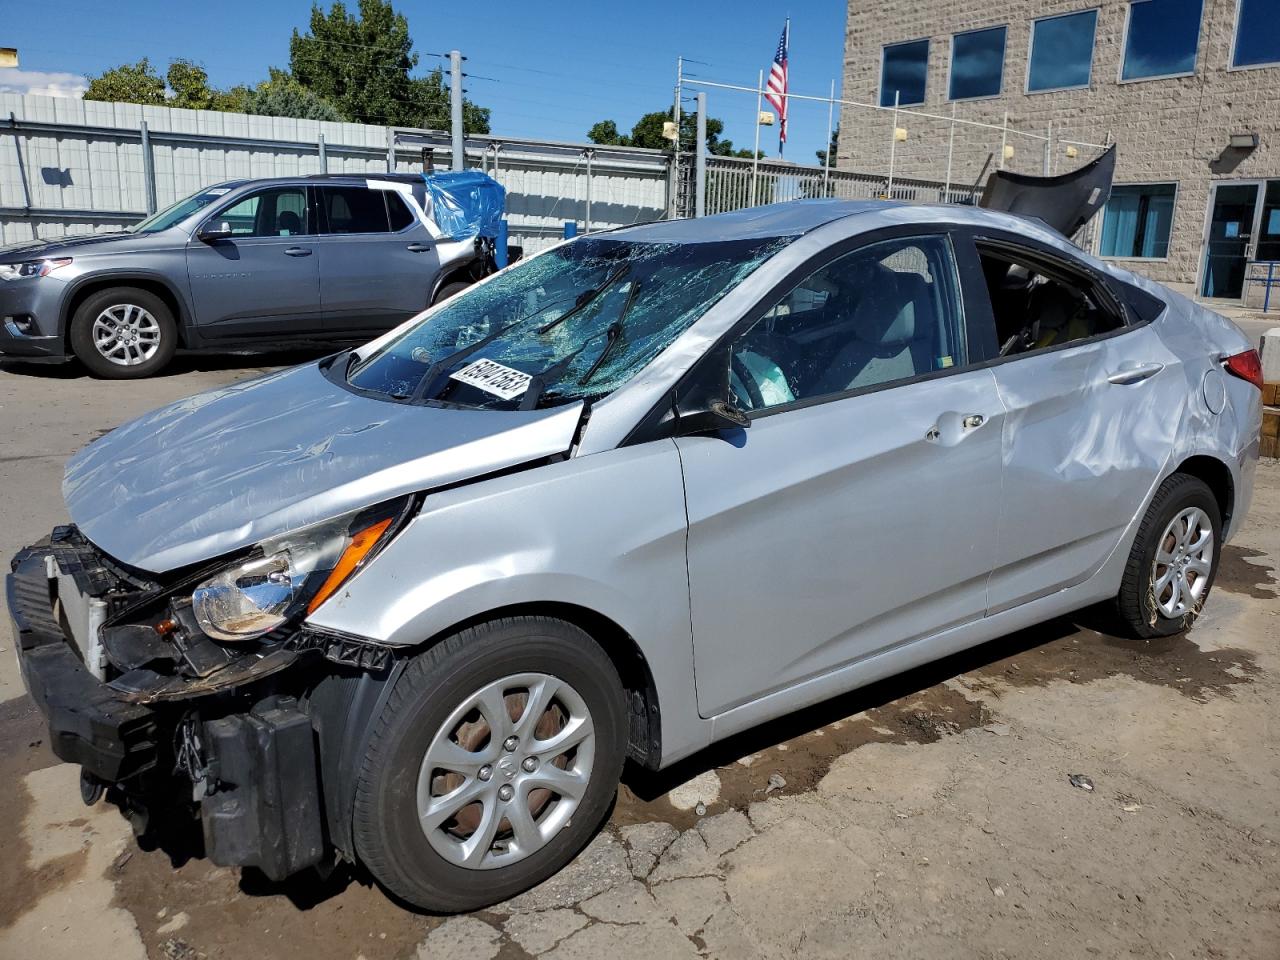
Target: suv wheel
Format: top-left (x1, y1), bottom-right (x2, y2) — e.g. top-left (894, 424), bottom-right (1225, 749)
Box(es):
top-left (433, 280), bottom-right (470, 305)
top-left (352, 617), bottom-right (627, 912)
top-left (1116, 473), bottom-right (1222, 638)
top-left (69, 287), bottom-right (177, 379)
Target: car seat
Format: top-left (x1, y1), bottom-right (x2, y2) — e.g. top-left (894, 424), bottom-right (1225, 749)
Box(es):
top-left (1029, 281), bottom-right (1091, 348)
top-left (277, 210), bottom-right (302, 236)
top-left (814, 266), bottom-right (935, 393)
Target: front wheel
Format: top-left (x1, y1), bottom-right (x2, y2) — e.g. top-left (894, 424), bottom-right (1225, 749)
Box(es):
top-left (1116, 473), bottom-right (1221, 638)
top-left (352, 617), bottom-right (627, 912)
top-left (432, 280), bottom-right (470, 305)
top-left (68, 286), bottom-right (177, 379)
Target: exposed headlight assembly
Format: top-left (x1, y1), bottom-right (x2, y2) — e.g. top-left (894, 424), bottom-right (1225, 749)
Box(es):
top-left (0, 257), bottom-right (72, 280)
top-left (191, 498), bottom-right (410, 643)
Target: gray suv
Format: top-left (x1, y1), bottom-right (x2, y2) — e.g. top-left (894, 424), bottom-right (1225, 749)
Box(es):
top-left (0, 174), bottom-right (497, 378)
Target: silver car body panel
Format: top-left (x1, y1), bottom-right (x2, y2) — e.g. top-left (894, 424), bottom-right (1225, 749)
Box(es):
top-left (57, 200), bottom-right (1261, 767)
top-left (64, 362), bottom-right (583, 572)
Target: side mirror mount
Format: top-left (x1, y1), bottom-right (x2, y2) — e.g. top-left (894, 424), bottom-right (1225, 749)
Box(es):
top-left (672, 351), bottom-right (751, 437)
top-left (198, 221), bottom-right (233, 242)
top-left (675, 399), bottom-right (751, 435)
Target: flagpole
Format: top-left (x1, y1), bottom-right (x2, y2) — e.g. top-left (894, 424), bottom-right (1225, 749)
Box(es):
top-left (779, 17), bottom-right (789, 159)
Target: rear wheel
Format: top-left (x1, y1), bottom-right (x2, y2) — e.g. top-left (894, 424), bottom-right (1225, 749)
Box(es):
top-left (352, 617), bottom-right (627, 912)
top-left (68, 287), bottom-right (176, 379)
top-left (432, 281), bottom-right (470, 305)
top-left (1116, 473), bottom-right (1221, 638)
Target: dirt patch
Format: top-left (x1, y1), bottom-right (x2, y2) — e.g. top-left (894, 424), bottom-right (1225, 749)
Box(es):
top-left (1217, 544), bottom-right (1279, 600)
top-left (111, 849), bottom-right (441, 960)
top-left (0, 696), bottom-right (67, 929)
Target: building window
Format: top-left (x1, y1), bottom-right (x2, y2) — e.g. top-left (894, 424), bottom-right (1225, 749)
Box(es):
top-left (1122, 0), bottom-right (1204, 81)
top-left (1100, 184), bottom-right (1176, 259)
top-left (880, 39), bottom-right (929, 107)
top-left (1027, 10), bottom-right (1098, 92)
top-left (1232, 0), bottom-right (1280, 68)
top-left (950, 26), bottom-right (1007, 100)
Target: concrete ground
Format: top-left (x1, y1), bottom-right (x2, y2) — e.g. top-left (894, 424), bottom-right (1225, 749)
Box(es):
top-left (1, 352), bottom-right (1278, 960)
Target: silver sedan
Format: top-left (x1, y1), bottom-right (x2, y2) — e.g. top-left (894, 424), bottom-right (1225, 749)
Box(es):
top-left (9, 199), bottom-right (1262, 912)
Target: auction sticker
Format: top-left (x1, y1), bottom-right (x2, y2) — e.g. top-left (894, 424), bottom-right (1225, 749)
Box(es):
top-left (449, 358), bottom-right (532, 400)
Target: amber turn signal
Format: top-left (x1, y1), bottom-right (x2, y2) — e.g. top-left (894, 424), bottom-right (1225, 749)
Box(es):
top-left (306, 517), bottom-right (394, 614)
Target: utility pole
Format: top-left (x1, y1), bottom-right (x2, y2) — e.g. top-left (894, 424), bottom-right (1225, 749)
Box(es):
top-left (449, 49), bottom-right (464, 171)
top-left (695, 92), bottom-right (707, 218)
top-left (673, 56), bottom-right (683, 150)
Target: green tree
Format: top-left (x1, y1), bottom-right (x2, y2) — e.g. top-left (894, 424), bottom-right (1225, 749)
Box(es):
top-left (815, 125), bottom-right (840, 166)
top-left (84, 58), bottom-right (167, 106)
top-left (589, 107), bottom-right (761, 157)
top-left (289, 0), bottom-right (489, 131)
top-left (242, 68), bottom-right (342, 121)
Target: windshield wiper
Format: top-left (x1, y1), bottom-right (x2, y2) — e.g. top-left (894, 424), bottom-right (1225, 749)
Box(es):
top-left (577, 278), bottom-right (641, 385)
top-left (537, 264), bottom-right (630, 334)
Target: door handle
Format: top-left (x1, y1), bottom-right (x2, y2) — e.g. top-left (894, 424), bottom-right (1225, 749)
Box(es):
top-left (926, 413), bottom-right (986, 442)
top-left (1107, 362), bottom-right (1164, 385)
top-left (284, 247), bottom-right (312, 257)
top-left (962, 414), bottom-right (985, 429)
top-left (406, 242), bottom-right (433, 253)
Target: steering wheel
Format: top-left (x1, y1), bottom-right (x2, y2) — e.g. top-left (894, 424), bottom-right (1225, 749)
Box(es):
top-left (730, 352), bottom-right (767, 410)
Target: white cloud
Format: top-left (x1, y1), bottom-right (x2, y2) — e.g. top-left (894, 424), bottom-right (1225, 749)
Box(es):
top-left (0, 67), bottom-right (88, 99)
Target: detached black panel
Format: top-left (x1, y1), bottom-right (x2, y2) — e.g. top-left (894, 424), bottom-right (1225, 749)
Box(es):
top-left (202, 698), bottom-right (325, 881)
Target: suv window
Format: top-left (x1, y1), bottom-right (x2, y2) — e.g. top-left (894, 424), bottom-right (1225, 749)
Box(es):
top-left (728, 235), bottom-right (967, 413)
top-left (322, 186), bottom-right (391, 233)
top-left (385, 192), bottom-right (415, 231)
top-left (976, 243), bottom-right (1124, 357)
top-left (214, 187), bottom-right (309, 237)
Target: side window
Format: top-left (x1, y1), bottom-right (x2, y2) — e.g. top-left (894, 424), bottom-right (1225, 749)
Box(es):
top-left (976, 244), bottom-right (1124, 357)
top-left (728, 235), bottom-right (967, 413)
top-left (214, 187), bottom-right (309, 237)
top-left (322, 187), bottom-right (391, 234)
top-left (385, 192), bottom-right (416, 231)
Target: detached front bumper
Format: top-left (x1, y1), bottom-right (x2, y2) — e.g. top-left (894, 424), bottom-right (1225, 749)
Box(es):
top-left (6, 538), bottom-right (328, 880)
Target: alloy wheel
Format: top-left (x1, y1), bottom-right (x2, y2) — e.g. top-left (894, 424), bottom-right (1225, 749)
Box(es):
top-left (91, 304), bottom-right (162, 366)
top-left (1152, 506), bottom-right (1214, 619)
top-left (416, 672), bottom-right (596, 870)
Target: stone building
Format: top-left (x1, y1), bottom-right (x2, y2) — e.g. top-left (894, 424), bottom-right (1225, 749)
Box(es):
top-left (838, 0), bottom-right (1280, 302)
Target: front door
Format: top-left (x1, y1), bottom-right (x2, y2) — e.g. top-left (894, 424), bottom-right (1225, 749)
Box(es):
top-left (679, 233), bottom-right (1004, 717)
top-left (185, 184), bottom-right (324, 339)
top-left (1200, 181), bottom-right (1263, 300)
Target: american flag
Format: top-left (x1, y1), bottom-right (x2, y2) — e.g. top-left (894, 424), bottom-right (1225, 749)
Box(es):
top-left (764, 21), bottom-right (789, 152)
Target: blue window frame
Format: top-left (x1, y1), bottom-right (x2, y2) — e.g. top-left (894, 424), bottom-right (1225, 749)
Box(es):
top-left (1100, 183), bottom-right (1177, 259)
top-left (1027, 10), bottom-right (1098, 92)
top-left (1232, 0), bottom-right (1280, 68)
top-left (950, 26), bottom-right (1007, 100)
top-left (880, 39), bottom-right (929, 107)
top-left (1122, 0), bottom-right (1204, 80)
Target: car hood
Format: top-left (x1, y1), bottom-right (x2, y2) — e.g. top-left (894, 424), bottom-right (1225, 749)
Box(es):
top-left (0, 231), bottom-right (144, 260)
top-left (64, 362), bottom-right (584, 573)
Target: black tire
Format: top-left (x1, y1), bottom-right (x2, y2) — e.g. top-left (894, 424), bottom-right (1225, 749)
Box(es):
top-left (432, 280), bottom-right (470, 305)
top-left (1116, 473), bottom-right (1222, 638)
top-left (352, 616), bottom-right (627, 912)
top-left (68, 287), bottom-right (177, 379)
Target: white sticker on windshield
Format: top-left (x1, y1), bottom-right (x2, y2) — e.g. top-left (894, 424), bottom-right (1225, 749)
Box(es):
top-left (206, 188), bottom-right (230, 196)
top-left (449, 358), bottom-right (532, 400)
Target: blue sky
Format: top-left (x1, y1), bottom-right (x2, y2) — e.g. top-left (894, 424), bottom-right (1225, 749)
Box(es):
top-left (2, 0), bottom-right (848, 163)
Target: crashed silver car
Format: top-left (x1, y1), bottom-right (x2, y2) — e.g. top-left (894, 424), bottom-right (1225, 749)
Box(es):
top-left (7, 196), bottom-right (1262, 912)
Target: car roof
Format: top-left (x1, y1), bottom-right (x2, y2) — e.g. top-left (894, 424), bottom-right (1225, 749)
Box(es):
top-left (608, 199), bottom-right (899, 243)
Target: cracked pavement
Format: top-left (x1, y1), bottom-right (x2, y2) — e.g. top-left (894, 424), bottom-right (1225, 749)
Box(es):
top-left (1, 356), bottom-right (1278, 960)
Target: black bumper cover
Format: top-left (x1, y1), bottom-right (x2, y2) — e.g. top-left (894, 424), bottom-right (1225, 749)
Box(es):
top-left (7, 545), bottom-right (326, 880)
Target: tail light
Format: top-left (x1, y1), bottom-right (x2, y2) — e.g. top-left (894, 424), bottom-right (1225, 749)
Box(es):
top-left (1224, 349), bottom-right (1264, 390)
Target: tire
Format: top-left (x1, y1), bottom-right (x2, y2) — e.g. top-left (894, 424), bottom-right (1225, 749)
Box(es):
top-left (432, 280), bottom-right (470, 305)
top-left (68, 287), bottom-right (177, 379)
top-left (352, 616), bottom-right (628, 912)
top-left (1116, 473), bottom-right (1222, 638)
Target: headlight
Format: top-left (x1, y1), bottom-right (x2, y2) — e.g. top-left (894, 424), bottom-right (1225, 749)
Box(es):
top-left (191, 500), bottom-right (407, 642)
top-left (0, 257), bottom-right (72, 280)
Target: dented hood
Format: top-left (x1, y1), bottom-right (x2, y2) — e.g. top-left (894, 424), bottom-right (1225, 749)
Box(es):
top-left (64, 362), bottom-right (583, 573)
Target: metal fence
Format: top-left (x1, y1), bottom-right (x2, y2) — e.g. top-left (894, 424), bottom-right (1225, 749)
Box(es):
top-left (0, 94), bottom-right (670, 253)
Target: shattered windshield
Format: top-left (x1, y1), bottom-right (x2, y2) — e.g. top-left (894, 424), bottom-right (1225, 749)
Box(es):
top-left (343, 234), bottom-right (792, 409)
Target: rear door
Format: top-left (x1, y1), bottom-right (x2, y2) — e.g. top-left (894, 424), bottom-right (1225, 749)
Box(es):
top-left (185, 184), bottom-right (324, 339)
top-left (678, 231), bottom-right (1005, 717)
top-left (313, 184), bottom-right (442, 335)
top-left (963, 232), bottom-right (1180, 613)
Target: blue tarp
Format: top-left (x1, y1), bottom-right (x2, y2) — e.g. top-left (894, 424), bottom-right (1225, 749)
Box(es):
top-left (422, 171), bottom-right (505, 240)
